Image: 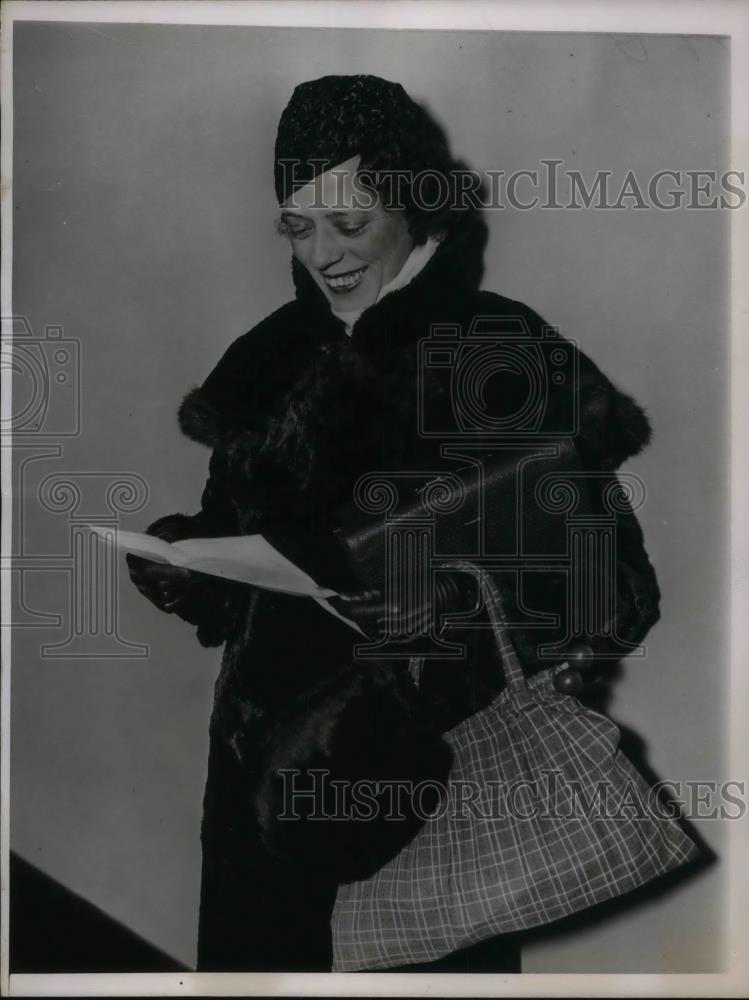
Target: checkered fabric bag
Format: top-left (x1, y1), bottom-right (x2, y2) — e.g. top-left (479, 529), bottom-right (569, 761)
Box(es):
top-left (331, 563), bottom-right (700, 972)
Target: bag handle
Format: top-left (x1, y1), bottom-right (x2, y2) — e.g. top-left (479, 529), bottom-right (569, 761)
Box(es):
top-left (409, 562), bottom-right (527, 695)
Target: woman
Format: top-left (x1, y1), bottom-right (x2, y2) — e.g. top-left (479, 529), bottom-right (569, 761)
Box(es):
top-left (128, 75), bottom-right (660, 972)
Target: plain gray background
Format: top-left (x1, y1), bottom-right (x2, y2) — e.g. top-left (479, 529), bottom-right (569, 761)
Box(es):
top-left (11, 22), bottom-right (728, 971)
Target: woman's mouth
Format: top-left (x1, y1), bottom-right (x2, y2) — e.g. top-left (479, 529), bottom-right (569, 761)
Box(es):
top-left (322, 266), bottom-right (368, 294)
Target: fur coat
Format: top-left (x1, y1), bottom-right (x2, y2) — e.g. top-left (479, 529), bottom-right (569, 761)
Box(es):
top-left (140, 210), bottom-right (660, 971)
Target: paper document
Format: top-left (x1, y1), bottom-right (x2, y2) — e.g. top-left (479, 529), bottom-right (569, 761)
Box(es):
top-left (87, 525), bottom-right (364, 635)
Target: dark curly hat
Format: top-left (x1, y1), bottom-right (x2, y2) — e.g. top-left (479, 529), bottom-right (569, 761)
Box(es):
top-left (274, 75), bottom-right (447, 201)
top-left (274, 74), bottom-right (486, 245)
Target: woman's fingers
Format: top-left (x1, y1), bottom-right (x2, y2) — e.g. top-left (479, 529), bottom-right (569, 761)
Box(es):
top-left (333, 589), bottom-right (438, 636)
top-left (340, 593), bottom-right (388, 622)
top-left (331, 590), bottom-right (385, 632)
top-left (127, 555), bottom-right (190, 586)
top-left (126, 554), bottom-right (192, 608)
top-left (162, 590), bottom-right (191, 615)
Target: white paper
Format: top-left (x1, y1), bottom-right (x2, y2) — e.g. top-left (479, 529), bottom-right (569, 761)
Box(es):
top-left (88, 525), bottom-right (365, 635)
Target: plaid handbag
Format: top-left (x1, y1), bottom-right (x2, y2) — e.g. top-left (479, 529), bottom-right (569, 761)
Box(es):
top-left (330, 563), bottom-right (700, 972)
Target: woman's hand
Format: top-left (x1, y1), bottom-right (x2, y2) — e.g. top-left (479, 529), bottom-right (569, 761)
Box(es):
top-left (330, 572), bottom-right (479, 639)
top-left (127, 551), bottom-right (247, 647)
top-left (126, 554), bottom-right (198, 618)
top-left (126, 513), bottom-right (207, 622)
top-left (331, 574), bottom-right (614, 701)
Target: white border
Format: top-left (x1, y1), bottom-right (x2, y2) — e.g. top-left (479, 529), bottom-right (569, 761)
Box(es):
top-left (0, 2), bottom-right (14, 996)
top-left (1, 1), bottom-right (747, 997)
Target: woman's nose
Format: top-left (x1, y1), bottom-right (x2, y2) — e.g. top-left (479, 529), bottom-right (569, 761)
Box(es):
top-left (309, 227), bottom-right (344, 271)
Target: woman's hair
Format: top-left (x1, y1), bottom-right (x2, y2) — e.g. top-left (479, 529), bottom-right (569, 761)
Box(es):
top-left (355, 120), bottom-right (484, 246)
top-left (274, 75), bottom-right (485, 245)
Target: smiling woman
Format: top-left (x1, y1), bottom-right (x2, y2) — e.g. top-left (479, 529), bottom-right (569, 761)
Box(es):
top-left (126, 74), bottom-right (676, 973)
top-left (278, 155), bottom-right (415, 314)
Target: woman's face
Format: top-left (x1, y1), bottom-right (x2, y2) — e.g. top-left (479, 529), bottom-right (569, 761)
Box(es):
top-left (279, 155), bottom-right (414, 311)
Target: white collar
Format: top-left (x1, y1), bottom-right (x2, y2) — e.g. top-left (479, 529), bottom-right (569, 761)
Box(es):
top-left (331, 236), bottom-right (442, 335)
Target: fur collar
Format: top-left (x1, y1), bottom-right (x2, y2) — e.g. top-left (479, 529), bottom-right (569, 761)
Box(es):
top-left (177, 208), bottom-right (652, 478)
top-left (178, 210), bottom-right (488, 448)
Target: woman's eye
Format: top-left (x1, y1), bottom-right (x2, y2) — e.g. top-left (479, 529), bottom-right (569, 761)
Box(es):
top-left (287, 223), bottom-right (313, 239)
top-left (337, 223), bottom-right (368, 237)
top-left (276, 218), bottom-right (313, 239)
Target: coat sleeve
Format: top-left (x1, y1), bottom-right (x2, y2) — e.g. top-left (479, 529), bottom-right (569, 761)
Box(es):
top-left (133, 327), bottom-right (271, 646)
top-left (139, 448), bottom-right (250, 649)
top-left (489, 300), bottom-right (661, 663)
top-left (331, 298), bottom-right (662, 668)
top-left (513, 298), bottom-right (654, 471)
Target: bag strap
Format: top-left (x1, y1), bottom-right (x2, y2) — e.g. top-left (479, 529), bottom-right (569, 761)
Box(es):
top-left (408, 562), bottom-right (528, 694)
top-left (479, 570), bottom-right (529, 693)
